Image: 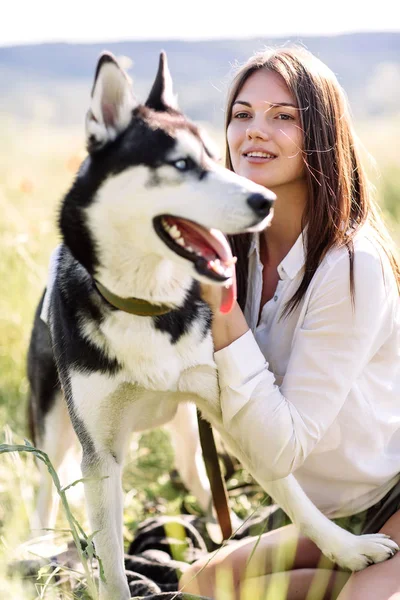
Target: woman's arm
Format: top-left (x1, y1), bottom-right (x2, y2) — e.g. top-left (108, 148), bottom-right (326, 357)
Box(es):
top-left (210, 246), bottom-right (396, 481)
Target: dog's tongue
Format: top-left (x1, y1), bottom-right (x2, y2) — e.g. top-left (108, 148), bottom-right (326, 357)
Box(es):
top-left (208, 228), bottom-right (237, 315)
top-left (174, 219), bottom-right (237, 314)
top-left (220, 269), bottom-right (237, 314)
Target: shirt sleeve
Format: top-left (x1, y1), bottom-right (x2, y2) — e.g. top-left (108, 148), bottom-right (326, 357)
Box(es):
top-left (214, 246), bottom-right (395, 481)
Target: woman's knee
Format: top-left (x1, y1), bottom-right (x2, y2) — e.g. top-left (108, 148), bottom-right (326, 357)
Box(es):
top-left (179, 558), bottom-right (218, 596)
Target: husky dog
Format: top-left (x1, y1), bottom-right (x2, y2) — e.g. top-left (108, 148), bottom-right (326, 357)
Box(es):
top-left (28, 52), bottom-right (397, 600)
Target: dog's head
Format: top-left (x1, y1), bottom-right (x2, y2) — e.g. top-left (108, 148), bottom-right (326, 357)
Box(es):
top-left (60, 52), bottom-right (275, 310)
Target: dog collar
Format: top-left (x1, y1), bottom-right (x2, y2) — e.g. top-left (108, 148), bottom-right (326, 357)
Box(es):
top-left (94, 280), bottom-right (172, 316)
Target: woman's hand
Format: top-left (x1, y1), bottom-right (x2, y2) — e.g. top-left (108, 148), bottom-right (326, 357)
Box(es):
top-left (201, 283), bottom-right (249, 352)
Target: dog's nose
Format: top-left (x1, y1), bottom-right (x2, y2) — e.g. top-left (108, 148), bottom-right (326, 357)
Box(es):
top-left (247, 192), bottom-right (274, 218)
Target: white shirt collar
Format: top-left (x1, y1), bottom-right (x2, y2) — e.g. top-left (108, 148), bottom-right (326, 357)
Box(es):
top-left (248, 229), bottom-right (307, 281)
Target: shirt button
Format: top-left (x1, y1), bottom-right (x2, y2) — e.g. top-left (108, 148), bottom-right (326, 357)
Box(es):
top-left (274, 295), bottom-right (278, 301)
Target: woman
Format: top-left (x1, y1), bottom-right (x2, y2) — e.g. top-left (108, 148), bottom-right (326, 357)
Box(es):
top-left (179, 47), bottom-right (400, 600)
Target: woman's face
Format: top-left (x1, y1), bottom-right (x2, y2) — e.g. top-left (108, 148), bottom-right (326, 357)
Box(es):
top-left (227, 69), bottom-right (306, 192)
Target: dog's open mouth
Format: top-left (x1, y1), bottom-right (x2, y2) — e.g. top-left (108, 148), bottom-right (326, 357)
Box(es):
top-left (153, 215), bottom-right (237, 312)
top-left (154, 215), bottom-right (235, 281)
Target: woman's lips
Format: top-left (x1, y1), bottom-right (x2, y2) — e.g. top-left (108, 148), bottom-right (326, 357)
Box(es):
top-left (243, 153), bottom-right (277, 164)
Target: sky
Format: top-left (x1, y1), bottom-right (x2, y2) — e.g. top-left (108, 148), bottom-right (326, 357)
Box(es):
top-left (2, 0), bottom-right (399, 47)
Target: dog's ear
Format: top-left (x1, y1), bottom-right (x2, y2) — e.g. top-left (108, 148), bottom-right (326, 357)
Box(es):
top-left (145, 51), bottom-right (179, 112)
top-left (86, 52), bottom-right (137, 152)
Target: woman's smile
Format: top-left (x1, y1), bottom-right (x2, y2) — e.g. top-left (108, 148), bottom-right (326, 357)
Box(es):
top-left (242, 147), bottom-right (278, 163)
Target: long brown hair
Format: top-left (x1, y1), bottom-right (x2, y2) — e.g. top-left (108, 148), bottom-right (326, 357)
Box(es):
top-left (226, 47), bottom-right (400, 313)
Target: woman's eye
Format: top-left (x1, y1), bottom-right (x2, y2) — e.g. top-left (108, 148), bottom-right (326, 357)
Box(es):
top-left (233, 112), bottom-right (250, 119)
top-left (276, 113), bottom-right (294, 121)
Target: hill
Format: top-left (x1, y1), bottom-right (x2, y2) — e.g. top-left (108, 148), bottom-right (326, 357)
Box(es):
top-left (1, 32), bottom-right (399, 127)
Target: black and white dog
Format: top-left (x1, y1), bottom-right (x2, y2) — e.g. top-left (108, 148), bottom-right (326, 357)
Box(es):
top-left (28, 52), bottom-right (397, 600)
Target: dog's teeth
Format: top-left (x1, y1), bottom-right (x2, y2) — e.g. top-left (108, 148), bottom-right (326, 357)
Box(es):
top-left (186, 245), bottom-right (194, 253)
top-left (162, 220), bottom-right (173, 234)
top-left (176, 237), bottom-right (185, 246)
top-left (214, 259), bottom-right (225, 274)
top-left (169, 225), bottom-right (181, 239)
top-left (208, 259), bottom-right (229, 277)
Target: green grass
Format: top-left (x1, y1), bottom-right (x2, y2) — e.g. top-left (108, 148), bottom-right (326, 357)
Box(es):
top-left (0, 114), bottom-right (399, 599)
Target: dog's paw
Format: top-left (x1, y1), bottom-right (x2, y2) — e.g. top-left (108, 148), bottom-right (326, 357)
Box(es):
top-left (325, 533), bottom-right (399, 571)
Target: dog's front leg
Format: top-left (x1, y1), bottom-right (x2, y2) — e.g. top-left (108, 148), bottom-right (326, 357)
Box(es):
top-left (264, 475), bottom-right (399, 571)
top-left (81, 450), bottom-right (130, 600)
top-left (67, 371), bottom-right (132, 600)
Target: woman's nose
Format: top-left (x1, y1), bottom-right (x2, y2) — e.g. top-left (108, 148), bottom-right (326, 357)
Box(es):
top-left (246, 124), bottom-right (269, 140)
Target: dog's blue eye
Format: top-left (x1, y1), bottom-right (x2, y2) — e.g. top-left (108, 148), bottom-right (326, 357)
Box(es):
top-left (174, 159), bottom-right (190, 171)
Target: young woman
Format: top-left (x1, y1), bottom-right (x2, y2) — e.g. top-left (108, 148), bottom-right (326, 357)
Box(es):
top-left (179, 47), bottom-right (400, 600)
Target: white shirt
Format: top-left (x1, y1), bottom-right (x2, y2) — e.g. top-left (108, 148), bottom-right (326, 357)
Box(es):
top-left (215, 226), bottom-right (400, 518)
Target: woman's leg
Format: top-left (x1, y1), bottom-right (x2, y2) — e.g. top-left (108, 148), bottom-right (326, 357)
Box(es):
top-left (336, 509), bottom-right (400, 600)
top-left (179, 523), bottom-right (348, 599)
top-left (240, 568), bottom-right (350, 600)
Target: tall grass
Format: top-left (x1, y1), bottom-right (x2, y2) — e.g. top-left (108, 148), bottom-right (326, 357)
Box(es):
top-left (0, 437), bottom-right (99, 598)
top-left (0, 117), bottom-right (82, 433)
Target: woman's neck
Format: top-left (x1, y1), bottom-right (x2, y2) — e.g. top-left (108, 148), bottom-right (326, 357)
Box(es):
top-left (262, 182), bottom-right (307, 267)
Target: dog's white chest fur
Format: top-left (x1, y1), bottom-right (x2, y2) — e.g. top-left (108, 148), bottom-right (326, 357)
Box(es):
top-left (98, 311), bottom-right (215, 390)
top-left (72, 310), bottom-right (218, 444)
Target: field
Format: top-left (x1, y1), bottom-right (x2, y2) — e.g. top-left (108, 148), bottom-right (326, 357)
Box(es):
top-left (0, 113), bottom-right (399, 599)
